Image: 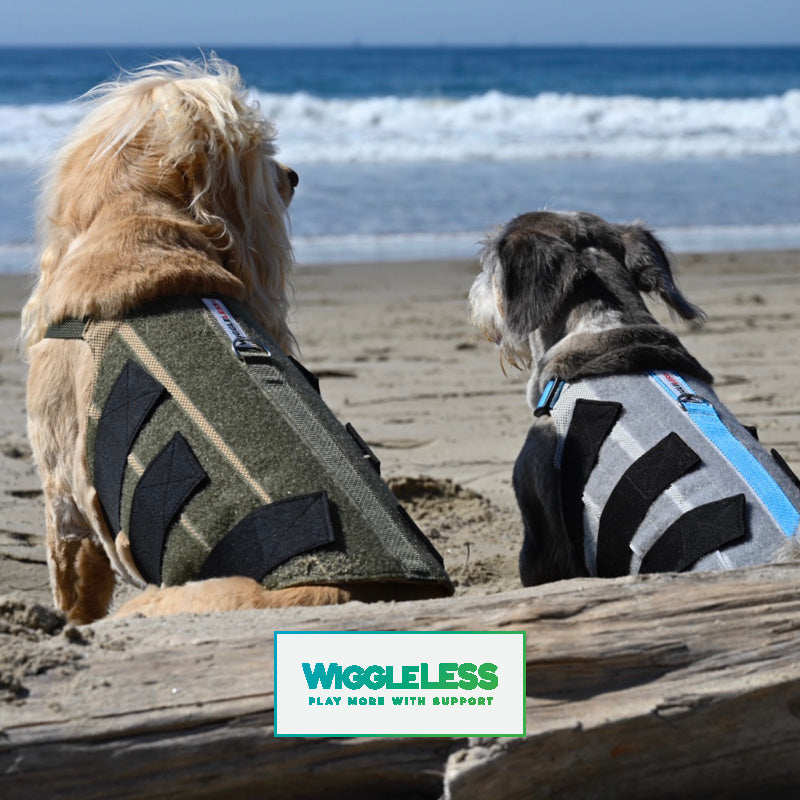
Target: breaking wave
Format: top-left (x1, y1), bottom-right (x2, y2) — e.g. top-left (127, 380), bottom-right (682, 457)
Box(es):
top-left (2, 89), bottom-right (800, 166)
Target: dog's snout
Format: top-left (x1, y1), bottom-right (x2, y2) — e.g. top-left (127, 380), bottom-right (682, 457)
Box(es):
top-left (276, 163), bottom-right (299, 206)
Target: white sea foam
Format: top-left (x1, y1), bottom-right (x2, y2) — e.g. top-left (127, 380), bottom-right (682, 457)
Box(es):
top-left (257, 89), bottom-right (800, 162)
top-left (259, 91), bottom-right (800, 163)
top-left (0, 102), bottom-right (84, 166)
top-left (2, 90), bottom-right (800, 166)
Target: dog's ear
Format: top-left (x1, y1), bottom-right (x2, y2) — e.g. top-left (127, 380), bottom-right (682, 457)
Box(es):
top-left (619, 224), bottom-right (706, 322)
top-left (496, 227), bottom-right (583, 336)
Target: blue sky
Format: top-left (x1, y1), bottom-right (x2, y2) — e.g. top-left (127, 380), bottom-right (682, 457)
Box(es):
top-left (2, 0), bottom-right (799, 46)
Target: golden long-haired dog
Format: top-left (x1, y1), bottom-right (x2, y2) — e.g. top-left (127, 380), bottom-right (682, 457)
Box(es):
top-left (21, 59), bottom-right (451, 623)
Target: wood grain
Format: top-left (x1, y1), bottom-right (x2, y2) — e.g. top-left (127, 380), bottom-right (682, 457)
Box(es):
top-left (3, 564), bottom-right (800, 799)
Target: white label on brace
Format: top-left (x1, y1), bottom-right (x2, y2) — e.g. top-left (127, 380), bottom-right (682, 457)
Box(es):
top-left (202, 297), bottom-right (248, 344)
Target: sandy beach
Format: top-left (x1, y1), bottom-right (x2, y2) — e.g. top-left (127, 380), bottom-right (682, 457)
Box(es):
top-left (3, 250), bottom-right (800, 798)
top-left (2, 249), bottom-right (800, 611)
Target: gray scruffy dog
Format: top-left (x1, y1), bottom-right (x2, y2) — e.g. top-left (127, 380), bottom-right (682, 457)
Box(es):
top-left (470, 210), bottom-right (800, 585)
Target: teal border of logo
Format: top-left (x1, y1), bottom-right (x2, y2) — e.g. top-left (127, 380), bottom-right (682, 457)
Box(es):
top-left (274, 630), bottom-right (526, 738)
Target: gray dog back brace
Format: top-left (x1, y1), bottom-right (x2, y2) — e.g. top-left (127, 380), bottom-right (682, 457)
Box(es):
top-left (45, 296), bottom-right (453, 596)
top-left (535, 371), bottom-right (800, 576)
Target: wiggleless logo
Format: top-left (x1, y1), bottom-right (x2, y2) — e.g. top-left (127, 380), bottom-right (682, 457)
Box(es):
top-left (302, 661), bottom-right (499, 691)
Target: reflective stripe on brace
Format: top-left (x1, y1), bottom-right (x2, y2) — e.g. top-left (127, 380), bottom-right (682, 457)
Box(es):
top-left (650, 371), bottom-right (800, 537)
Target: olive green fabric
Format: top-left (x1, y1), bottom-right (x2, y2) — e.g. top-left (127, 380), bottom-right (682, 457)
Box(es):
top-left (74, 297), bottom-right (452, 595)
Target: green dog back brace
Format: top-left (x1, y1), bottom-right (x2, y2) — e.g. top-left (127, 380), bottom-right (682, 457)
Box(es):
top-left (46, 297), bottom-right (453, 596)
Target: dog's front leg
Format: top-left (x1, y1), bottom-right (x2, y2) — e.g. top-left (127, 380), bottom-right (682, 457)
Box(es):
top-left (30, 340), bottom-right (116, 623)
top-left (513, 421), bottom-right (587, 585)
top-left (45, 494), bottom-right (115, 623)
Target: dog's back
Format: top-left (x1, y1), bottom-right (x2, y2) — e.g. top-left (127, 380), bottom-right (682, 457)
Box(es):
top-left (530, 370), bottom-right (800, 579)
top-left (45, 295), bottom-right (454, 598)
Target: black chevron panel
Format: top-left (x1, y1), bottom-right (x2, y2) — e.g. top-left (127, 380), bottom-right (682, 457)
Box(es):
top-left (596, 432), bottom-right (701, 577)
top-left (198, 492), bottom-right (336, 581)
top-left (94, 359), bottom-right (166, 535)
top-left (560, 399), bottom-right (622, 563)
top-left (639, 494), bottom-right (747, 573)
top-left (128, 432), bottom-right (207, 584)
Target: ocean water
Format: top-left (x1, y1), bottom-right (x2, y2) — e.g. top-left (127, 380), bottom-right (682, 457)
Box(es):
top-left (1, 45), bottom-right (800, 271)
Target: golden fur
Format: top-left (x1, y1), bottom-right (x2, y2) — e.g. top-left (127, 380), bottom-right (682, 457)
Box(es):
top-left (22, 58), bottom-right (423, 623)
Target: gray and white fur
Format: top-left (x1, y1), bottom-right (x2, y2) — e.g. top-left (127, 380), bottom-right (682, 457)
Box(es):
top-left (470, 210), bottom-right (800, 585)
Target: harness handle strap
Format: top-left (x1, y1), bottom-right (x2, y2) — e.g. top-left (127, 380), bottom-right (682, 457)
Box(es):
top-left (44, 318), bottom-right (87, 339)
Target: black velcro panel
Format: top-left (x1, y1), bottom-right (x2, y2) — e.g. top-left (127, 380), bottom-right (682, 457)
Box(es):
top-left (639, 494), bottom-right (747, 573)
top-left (771, 448), bottom-right (800, 492)
top-left (560, 399), bottom-right (622, 562)
top-left (197, 492), bottom-right (336, 582)
top-left (94, 359), bottom-right (167, 535)
top-left (596, 432), bottom-right (701, 577)
top-left (289, 356), bottom-right (321, 395)
top-left (129, 432), bottom-right (207, 585)
top-left (346, 422), bottom-right (381, 474)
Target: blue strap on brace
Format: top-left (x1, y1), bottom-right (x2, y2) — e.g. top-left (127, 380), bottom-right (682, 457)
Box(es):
top-left (535, 378), bottom-right (566, 418)
top-left (651, 371), bottom-right (800, 537)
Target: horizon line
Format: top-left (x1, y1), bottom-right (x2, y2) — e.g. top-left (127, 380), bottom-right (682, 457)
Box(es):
top-left (1, 41), bottom-right (799, 49)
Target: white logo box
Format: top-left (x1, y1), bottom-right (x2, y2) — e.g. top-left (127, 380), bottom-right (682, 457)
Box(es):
top-left (274, 631), bottom-right (526, 737)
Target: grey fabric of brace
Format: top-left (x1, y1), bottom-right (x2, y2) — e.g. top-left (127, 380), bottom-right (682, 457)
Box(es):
top-left (548, 372), bottom-right (800, 575)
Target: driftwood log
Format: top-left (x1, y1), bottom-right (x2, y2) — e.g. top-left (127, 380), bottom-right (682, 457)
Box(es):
top-left (2, 564), bottom-right (800, 799)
